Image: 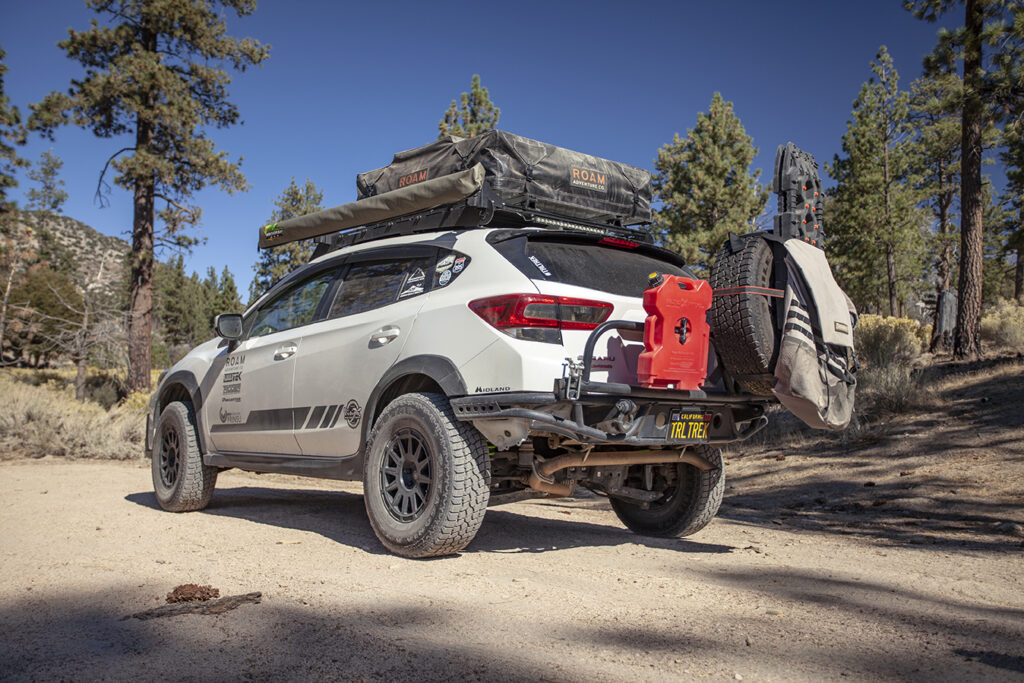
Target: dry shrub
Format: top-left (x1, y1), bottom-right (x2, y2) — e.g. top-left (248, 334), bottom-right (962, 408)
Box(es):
top-left (857, 364), bottom-right (935, 417)
top-left (855, 315), bottom-right (926, 368)
top-left (0, 372), bottom-right (145, 459)
top-left (980, 299), bottom-right (1024, 351)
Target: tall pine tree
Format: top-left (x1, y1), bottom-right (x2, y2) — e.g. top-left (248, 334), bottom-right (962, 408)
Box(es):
top-left (652, 92), bottom-right (768, 272)
top-left (827, 48), bottom-right (926, 317)
top-left (29, 0), bottom-right (268, 390)
top-left (905, 0), bottom-right (1024, 357)
top-left (249, 178), bottom-right (324, 303)
top-left (25, 149), bottom-right (68, 213)
top-left (908, 68), bottom-right (962, 346)
top-left (438, 75), bottom-right (500, 139)
top-left (1002, 106), bottom-right (1024, 302)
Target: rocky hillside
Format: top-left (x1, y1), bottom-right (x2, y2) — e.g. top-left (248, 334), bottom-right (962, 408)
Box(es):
top-left (17, 210), bottom-right (129, 298)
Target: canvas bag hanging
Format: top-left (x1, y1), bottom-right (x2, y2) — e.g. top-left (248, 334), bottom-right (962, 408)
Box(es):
top-left (772, 239), bottom-right (858, 430)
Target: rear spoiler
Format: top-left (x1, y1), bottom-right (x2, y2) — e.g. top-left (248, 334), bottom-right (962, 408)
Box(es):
top-left (258, 163), bottom-right (485, 249)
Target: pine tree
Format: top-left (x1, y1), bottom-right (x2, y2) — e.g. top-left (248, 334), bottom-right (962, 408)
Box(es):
top-left (652, 92), bottom-right (768, 272)
top-left (155, 254), bottom-right (191, 347)
top-left (25, 149), bottom-right (68, 213)
top-left (217, 265), bottom-right (242, 313)
top-left (905, 0), bottom-right (1024, 358)
top-left (438, 75), bottom-right (501, 139)
top-left (827, 48), bottom-right (927, 317)
top-left (0, 46), bottom-right (27, 207)
top-left (1002, 113), bottom-right (1024, 302)
top-left (907, 68), bottom-right (962, 346)
top-left (28, 0), bottom-right (269, 390)
top-left (249, 178), bottom-right (323, 302)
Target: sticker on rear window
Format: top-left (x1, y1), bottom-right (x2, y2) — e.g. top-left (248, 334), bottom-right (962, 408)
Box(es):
top-left (436, 254), bottom-right (455, 272)
top-left (438, 270), bottom-right (452, 286)
top-left (529, 255), bottom-right (551, 277)
top-left (407, 268), bottom-right (425, 283)
top-left (399, 283), bottom-right (424, 298)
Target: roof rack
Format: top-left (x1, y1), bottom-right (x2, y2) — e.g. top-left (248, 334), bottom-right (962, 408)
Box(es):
top-left (309, 185), bottom-right (652, 259)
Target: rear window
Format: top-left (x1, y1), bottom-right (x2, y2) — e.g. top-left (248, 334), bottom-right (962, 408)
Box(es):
top-left (492, 236), bottom-right (692, 297)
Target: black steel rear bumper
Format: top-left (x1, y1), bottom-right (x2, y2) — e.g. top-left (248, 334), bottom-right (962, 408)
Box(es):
top-left (450, 320), bottom-right (770, 447)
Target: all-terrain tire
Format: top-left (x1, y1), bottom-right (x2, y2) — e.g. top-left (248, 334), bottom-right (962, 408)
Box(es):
top-left (152, 401), bottom-right (217, 512)
top-left (609, 446), bottom-right (724, 538)
top-left (709, 233), bottom-right (778, 395)
top-left (363, 392), bottom-right (491, 558)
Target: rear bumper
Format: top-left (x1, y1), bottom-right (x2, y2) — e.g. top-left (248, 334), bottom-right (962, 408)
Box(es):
top-left (451, 390), bottom-right (768, 447)
top-left (451, 318), bottom-right (771, 448)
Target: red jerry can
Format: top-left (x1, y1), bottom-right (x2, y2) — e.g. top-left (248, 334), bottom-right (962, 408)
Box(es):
top-left (636, 273), bottom-right (713, 390)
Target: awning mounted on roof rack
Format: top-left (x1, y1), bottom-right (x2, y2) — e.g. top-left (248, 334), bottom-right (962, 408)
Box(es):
top-left (257, 164), bottom-right (485, 249)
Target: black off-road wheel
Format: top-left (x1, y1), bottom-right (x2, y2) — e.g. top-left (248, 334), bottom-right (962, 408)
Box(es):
top-left (152, 401), bottom-right (217, 512)
top-left (363, 393), bottom-right (490, 558)
top-left (609, 446), bottom-right (724, 538)
top-left (709, 233), bottom-right (779, 395)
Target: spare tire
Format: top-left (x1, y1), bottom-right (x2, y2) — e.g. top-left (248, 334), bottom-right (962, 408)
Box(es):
top-left (709, 234), bottom-right (779, 396)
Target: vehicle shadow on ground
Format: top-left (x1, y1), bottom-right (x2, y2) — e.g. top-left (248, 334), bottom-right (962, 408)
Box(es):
top-left (125, 487), bottom-right (735, 556)
top-left (574, 563), bottom-right (1024, 680)
top-left (718, 360), bottom-right (1024, 552)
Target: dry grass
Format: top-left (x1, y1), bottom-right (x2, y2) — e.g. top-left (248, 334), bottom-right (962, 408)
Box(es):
top-left (0, 371), bottom-right (146, 460)
top-left (981, 299), bottom-right (1024, 351)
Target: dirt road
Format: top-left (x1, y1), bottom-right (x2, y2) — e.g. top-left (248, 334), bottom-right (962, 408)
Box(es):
top-left (1, 451), bottom-right (1021, 682)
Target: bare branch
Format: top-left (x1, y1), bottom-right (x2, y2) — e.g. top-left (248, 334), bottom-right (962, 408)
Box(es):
top-left (94, 147), bottom-right (135, 208)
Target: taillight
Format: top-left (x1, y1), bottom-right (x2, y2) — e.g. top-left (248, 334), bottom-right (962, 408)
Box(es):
top-left (468, 294), bottom-right (613, 343)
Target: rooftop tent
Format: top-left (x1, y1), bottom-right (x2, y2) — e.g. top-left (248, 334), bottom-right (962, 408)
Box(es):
top-left (257, 130), bottom-right (655, 250)
top-left (358, 130), bottom-right (652, 226)
top-left (258, 164), bottom-right (485, 249)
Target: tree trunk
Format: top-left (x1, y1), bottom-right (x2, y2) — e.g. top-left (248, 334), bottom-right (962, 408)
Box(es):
top-left (127, 173), bottom-right (155, 392)
top-left (886, 243), bottom-right (899, 317)
top-left (1015, 248), bottom-right (1023, 304)
top-left (126, 58), bottom-right (156, 393)
top-left (74, 297), bottom-right (90, 402)
top-left (955, 0), bottom-right (985, 360)
top-left (930, 192), bottom-right (954, 352)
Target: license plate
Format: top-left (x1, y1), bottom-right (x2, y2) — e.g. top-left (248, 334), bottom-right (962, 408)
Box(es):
top-left (669, 411), bottom-right (710, 442)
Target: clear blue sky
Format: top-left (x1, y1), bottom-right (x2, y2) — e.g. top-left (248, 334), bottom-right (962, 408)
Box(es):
top-left (2, 0), bottom-right (969, 294)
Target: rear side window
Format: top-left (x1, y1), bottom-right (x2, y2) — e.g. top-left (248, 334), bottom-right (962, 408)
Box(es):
top-left (328, 257), bottom-right (431, 318)
top-left (492, 237), bottom-right (691, 297)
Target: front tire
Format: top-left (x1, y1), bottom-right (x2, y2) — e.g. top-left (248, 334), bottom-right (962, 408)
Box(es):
top-left (610, 446), bottom-right (724, 538)
top-left (363, 393), bottom-right (490, 558)
top-left (152, 401), bottom-right (217, 512)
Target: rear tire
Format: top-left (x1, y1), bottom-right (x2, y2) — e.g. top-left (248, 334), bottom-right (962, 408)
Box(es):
top-left (609, 446), bottom-right (724, 538)
top-left (152, 401), bottom-right (217, 512)
top-left (709, 233), bottom-right (778, 395)
top-left (363, 393), bottom-right (490, 558)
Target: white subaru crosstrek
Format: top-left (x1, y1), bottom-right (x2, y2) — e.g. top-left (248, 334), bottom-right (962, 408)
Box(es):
top-left (146, 224), bottom-right (770, 558)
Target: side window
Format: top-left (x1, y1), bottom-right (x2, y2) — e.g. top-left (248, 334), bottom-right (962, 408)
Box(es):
top-left (328, 257), bottom-right (431, 319)
top-left (247, 270), bottom-right (337, 338)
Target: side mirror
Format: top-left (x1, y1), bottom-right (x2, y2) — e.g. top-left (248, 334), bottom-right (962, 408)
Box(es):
top-left (215, 313), bottom-right (244, 340)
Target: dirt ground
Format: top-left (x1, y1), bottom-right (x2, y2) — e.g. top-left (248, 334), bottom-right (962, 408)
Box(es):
top-left (1, 361), bottom-right (1023, 682)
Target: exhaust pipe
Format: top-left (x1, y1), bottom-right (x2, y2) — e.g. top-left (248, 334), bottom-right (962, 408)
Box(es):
top-left (523, 448), bottom-right (716, 496)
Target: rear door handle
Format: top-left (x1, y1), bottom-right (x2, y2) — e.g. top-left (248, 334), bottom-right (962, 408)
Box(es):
top-left (369, 326), bottom-right (400, 348)
top-left (273, 344), bottom-right (297, 361)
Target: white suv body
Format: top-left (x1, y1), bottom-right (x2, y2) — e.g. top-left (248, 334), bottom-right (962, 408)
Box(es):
top-left (147, 225), bottom-right (769, 557)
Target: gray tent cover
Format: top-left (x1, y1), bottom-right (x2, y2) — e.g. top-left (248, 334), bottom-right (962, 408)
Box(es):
top-left (259, 164), bottom-right (485, 249)
top-left (357, 130), bottom-right (652, 225)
